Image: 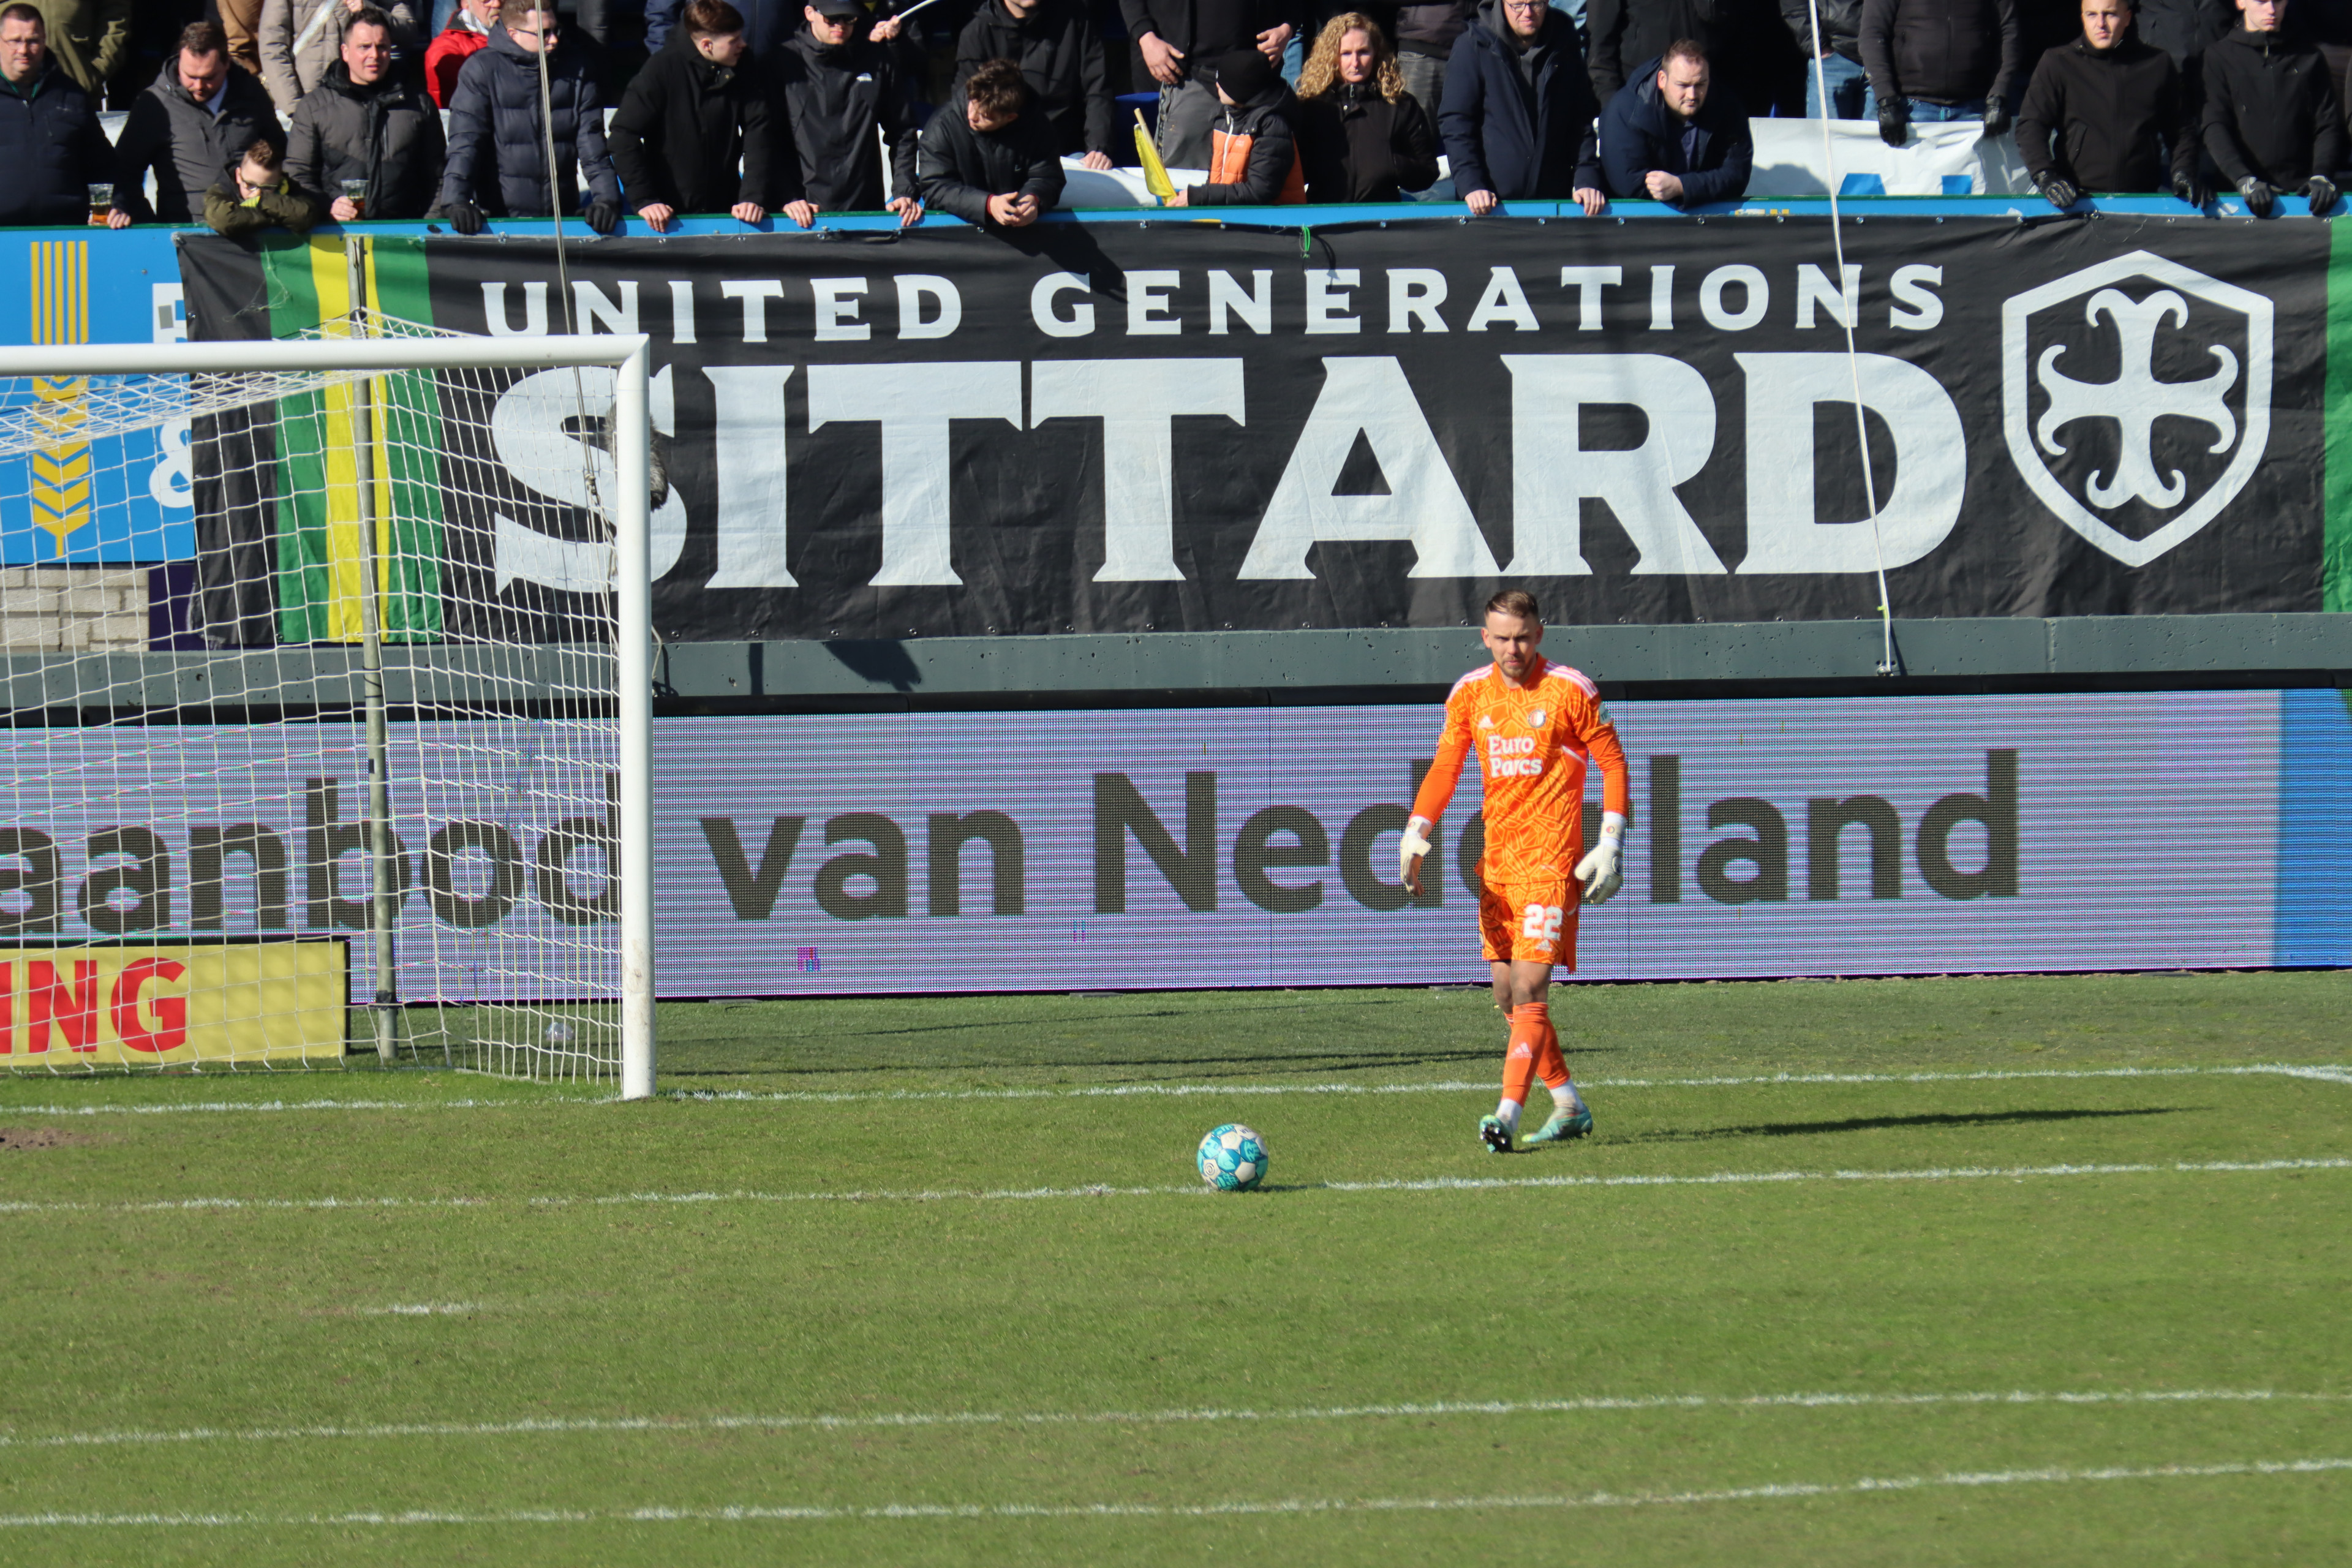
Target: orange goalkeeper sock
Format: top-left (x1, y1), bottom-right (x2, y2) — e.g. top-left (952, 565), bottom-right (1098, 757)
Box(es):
top-left (1534, 1019), bottom-right (1569, 1092)
top-left (1498, 1003), bottom-right (1546, 1129)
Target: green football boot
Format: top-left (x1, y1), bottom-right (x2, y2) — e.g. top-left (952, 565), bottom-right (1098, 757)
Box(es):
top-left (1523, 1106), bottom-right (1595, 1144)
top-left (1479, 1114), bottom-right (1513, 1154)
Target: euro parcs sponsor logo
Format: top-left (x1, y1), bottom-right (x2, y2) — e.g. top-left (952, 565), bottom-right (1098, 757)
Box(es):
top-left (2002, 249), bottom-right (2272, 567)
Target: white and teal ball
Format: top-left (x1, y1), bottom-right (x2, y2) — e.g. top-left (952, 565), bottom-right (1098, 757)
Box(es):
top-left (1196, 1123), bottom-right (1268, 1191)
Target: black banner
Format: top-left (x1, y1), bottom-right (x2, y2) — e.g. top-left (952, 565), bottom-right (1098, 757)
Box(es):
top-left (180, 217), bottom-right (2329, 641)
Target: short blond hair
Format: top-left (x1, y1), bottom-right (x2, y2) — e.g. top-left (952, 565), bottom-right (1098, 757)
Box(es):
top-left (1485, 589), bottom-right (1541, 624)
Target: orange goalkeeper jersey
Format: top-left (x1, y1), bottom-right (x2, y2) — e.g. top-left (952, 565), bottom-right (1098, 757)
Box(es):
top-left (1410, 656), bottom-right (1631, 881)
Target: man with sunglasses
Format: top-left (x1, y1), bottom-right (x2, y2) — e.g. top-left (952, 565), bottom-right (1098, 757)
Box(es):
top-left (436, 2), bottom-right (625, 233)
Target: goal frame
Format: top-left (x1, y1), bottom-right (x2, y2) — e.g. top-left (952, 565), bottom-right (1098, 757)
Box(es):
top-left (0, 333), bottom-right (658, 1099)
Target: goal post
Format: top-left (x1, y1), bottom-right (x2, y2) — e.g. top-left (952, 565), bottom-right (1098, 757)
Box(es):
top-left (0, 330), bottom-right (656, 1098)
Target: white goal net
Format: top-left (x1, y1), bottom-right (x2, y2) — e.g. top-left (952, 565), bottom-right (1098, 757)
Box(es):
top-left (0, 307), bottom-right (655, 1092)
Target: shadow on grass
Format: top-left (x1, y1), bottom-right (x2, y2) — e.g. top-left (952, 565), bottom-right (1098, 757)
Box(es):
top-left (665, 993), bottom-right (1428, 1045)
top-left (1616, 1106), bottom-right (2188, 1145)
top-left (659, 1046), bottom-right (1537, 1079)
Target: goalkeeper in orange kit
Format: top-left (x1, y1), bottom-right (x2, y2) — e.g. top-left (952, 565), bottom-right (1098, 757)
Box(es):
top-left (1401, 589), bottom-right (1630, 1152)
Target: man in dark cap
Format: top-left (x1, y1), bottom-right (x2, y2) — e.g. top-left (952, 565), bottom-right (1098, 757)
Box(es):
top-left (774, 0), bottom-right (924, 221)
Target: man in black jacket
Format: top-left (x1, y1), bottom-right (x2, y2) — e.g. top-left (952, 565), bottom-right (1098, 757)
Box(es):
top-left (1860, 0), bottom-right (2023, 143)
top-left (1120, 0), bottom-right (1295, 167)
top-left (1439, 0), bottom-right (1605, 214)
top-left (775, 0), bottom-right (923, 222)
top-left (918, 56), bottom-right (1064, 224)
top-left (2015, 0), bottom-right (2202, 205)
top-left (286, 8), bottom-right (447, 221)
top-left (1588, 0), bottom-right (1795, 118)
top-left (954, 0), bottom-right (1114, 166)
top-left (435, 5), bottom-right (624, 232)
top-left (1599, 42), bottom-right (1752, 202)
top-left (110, 20), bottom-right (282, 224)
top-left (612, 0), bottom-right (810, 230)
top-left (0, 4), bottom-right (111, 227)
top-left (2201, 0), bottom-right (2344, 212)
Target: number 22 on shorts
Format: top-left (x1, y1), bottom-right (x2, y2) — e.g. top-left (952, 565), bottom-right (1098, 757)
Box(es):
top-left (1520, 903), bottom-right (1564, 943)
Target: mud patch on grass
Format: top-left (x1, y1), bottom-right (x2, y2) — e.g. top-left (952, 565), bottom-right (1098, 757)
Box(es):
top-left (0, 1126), bottom-right (108, 1150)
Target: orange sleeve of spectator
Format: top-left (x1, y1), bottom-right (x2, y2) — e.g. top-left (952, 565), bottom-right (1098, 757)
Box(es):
top-left (1411, 687), bottom-right (1474, 823)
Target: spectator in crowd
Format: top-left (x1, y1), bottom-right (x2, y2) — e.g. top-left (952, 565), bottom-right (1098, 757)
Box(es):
top-left (26, 0), bottom-right (126, 96)
top-left (954, 0), bottom-right (1115, 167)
top-left (1163, 44), bottom-right (1303, 201)
top-left (1599, 39), bottom-right (1752, 201)
top-left (2132, 0), bottom-right (2229, 66)
top-left (1392, 0), bottom-right (1474, 117)
top-left (203, 134), bottom-right (323, 232)
top-left (611, 0), bottom-right (809, 229)
top-left (436, 4), bottom-right (624, 232)
top-left (111, 20), bottom-right (282, 223)
top-left (424, 0), bottom-right (497, 107)
top-left (1439, 0), bottom-right (1606, 215)
top-left (775, 0), bottom-right (924, 223)
top-left (1860, 0), bottom-right (2022, 143)
top-left (258, 0), bottom-right (419, 114)
top-left (1120, 0), bottom-right (1295, 167)
top-left (916, 55), bottom-right (1064, 222)
top-left (219, 0), bottom-right (264, 76)
top-left (1787, 0), bottom-right (1870, 114)
top-left (645, 0), bottom-right (796, 56)
top-left (1589, 0), bottom-right (1795, 117)
top-left (2201, 0), bottom-right (2343, 212)
top-left (2014, 0), bottom-right (2201, 206)
top-left (286, 5), bottom-right (445, 219)
top-left (1293, 12), bottom-right (1440, 200)
top-left (0, 2), bottom-right (113, 225)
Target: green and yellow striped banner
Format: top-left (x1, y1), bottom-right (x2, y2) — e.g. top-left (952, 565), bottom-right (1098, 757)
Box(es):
top-left (256, 235), bottom-right (447, 643)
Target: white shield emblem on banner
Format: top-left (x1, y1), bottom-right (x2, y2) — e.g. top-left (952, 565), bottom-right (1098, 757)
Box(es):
top-left (2000, 249), bottom-right (2272, 568)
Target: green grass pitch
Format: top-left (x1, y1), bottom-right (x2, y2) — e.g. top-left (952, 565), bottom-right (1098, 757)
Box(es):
top-left (1, 970), bottom-right (2347, 1565)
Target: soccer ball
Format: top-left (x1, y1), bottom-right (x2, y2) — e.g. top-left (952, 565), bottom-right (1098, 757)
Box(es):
top-left (1196, 1123), bottom-right (1268, 1191)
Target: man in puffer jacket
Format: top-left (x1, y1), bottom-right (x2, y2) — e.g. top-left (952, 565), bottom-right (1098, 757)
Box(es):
top-left (1599, 43), bottom-right (1751, 203)
top-left (257, 0), bottom-right (420, 115)
top-left (1439, 0), bottom-right (1605, 214)
top-left (287, 7), bottom-right (445, 219)
top-left (1164, 46), bottom-right (1303, 202)
top-left (2201, 0), bottom-right (2345, 212)
top-left (774, 0), bottom-right (924, 220)
top-left (611, 0), bottom-right (804, 229)
top-left (1785, 0), bottom-right (1869, 113)
top-left (1859, 0), bottom-right (2024, 143)
top-left (435, 4), bottom-right (624, 232)
top-left (917, 57), bottom-right (1065, 225)
top-left (111, 21), bottom-right (283, 224)
top-left (1588, 0), bottom-right (1795, 117)
top-left (953, 0), bottom-right (1114, 164)
top-left (0, 4), bottom-right (112, 227)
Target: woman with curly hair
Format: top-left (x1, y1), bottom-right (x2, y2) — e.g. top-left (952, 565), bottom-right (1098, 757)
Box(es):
top-left (1292, 12), bottom-right (1441, 202)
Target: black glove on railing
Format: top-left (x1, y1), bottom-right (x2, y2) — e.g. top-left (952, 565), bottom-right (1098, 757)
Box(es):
top-left (584, 198), bottom-right (622, 235)
top-left (2171, 169), bottom-right (2207, 208)
top-left (2237, 177), bottom-right (2274, 217)
top-left (445, 200), bottom-right (485, 235)
top-left (2037, 173), bottom-right (2079, 210)
top-left (1877, 97), bottom-right (1908, 147)
top-left (2307, 175), bottom-right (2340, 217)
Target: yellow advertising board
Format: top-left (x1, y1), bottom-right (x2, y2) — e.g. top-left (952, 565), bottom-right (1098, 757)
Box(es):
top-left (0, 941), bottom-right (347, 1068)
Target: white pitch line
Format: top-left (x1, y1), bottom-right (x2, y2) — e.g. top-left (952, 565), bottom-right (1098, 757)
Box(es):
top-left (0, 1155), bottom-right (2343, 1220)
top-left (0, 1455), bottom-right (2346, 1528)
top-left (1, 1388), bottom-right (2343, 1456)
top-left (1, 1062), bottom-right (2346, 1119)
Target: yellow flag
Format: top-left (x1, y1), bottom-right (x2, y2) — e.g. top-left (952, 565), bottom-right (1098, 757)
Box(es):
top-left (1133, 108), bottom-right (1175, 202)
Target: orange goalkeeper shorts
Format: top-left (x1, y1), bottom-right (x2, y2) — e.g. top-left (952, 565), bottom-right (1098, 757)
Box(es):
top-left (1479, 875), bottom-right (1579, 970)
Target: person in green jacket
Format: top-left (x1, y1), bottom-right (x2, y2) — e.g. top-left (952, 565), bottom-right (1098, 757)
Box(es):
top-left (203, 136), bottom-right (323, 234)
top-left (29, 0), bottom-right (125, 96)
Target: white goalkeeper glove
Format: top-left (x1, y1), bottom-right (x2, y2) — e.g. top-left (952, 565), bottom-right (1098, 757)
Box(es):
top-left (1399, 815), bottom-right (1434, 891)
top-left (1575, 812), bottom-right (1626, 905)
